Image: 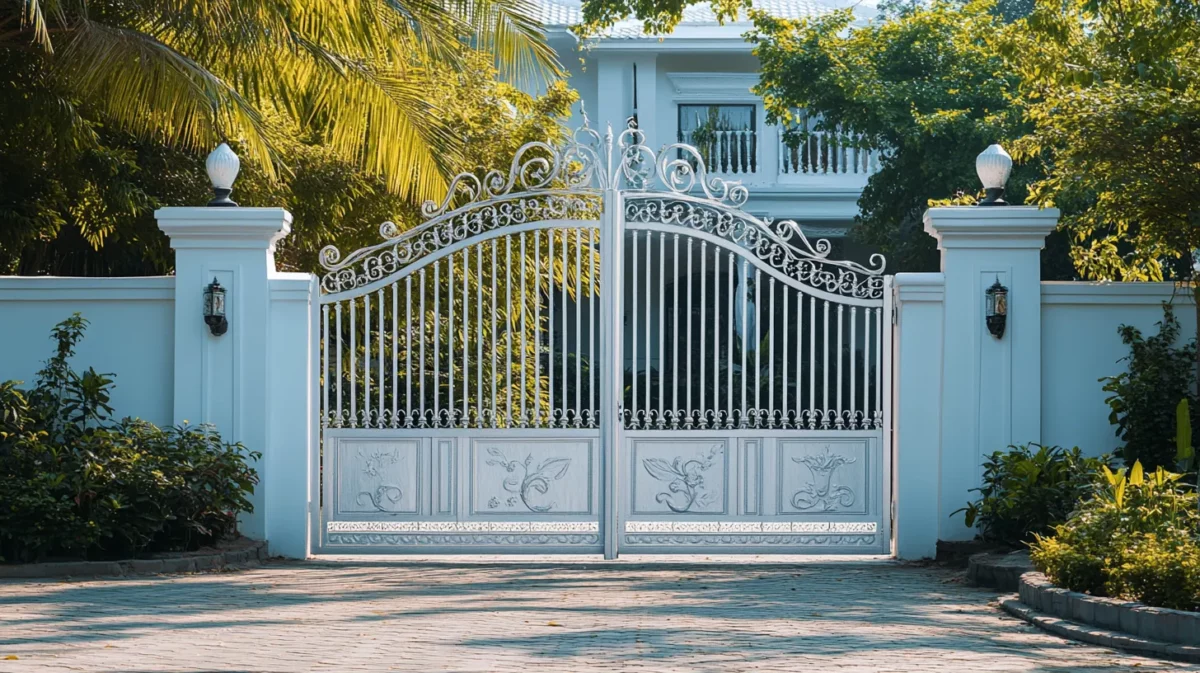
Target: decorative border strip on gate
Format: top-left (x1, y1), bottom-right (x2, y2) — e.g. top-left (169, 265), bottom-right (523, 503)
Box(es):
top-left (314, 120), bottom-right (891, 557)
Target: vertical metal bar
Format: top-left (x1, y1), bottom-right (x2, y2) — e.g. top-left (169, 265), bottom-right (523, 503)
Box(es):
top-left (589, 228), bottom-right (597, 427)
top-left (462, 247), bottom-right (469, 427)
top-left (740, 258), bottom-right (748, 427)
top-left (534, 230), bottom-right (542, 427)
top-left (548, 230), bottom-right (554, 427)
top-left (700, 241), bottom-right (708, 428)
top-left (671, 233), bottom-right (680, 428)
top-left (875, 303), bottom-right (883, 429)
top-left (850, 306), bottom-right (858, 429)
top-left (727, 251), bottom-right (734, 428)
top-left (575, 228), bottom-right (583, 427)
top-left (439, 261), bottom-right (444, 424)
top-left (823, 300), bottom-right (830, 428)
top-left (335, 302), bottom-right (343, 427)
top-left (686, 237), bottom-right (694, 426)
top-left (631, 223), bottom-right (639, 428)
top-left (490, 238), bottom-right (497, 428)
top-left (406, 276), bottom-right (413, 427)
top-left (767, 277), bottom-right (775, 428)
top-left (520, 232), bottom-right (528, 426)
top-left (476, 242), bottom-right (484, 427)
top-left (419, 270), bottom-right (426, 426)
top-left (322, 305), bottom-right (330, 427)
top-left (644, 231), bottom-right (652, 425)
top-left (808, 295), bottom-right (816, 429)
top-left (378, 289), bottom-right (384, 427)
top-left (391, 284), bottom-right (398, 427)
top-left (753, 267), bottom-right (762, 426)
top-left (562, 228), bottom-right (569, 427)
top-left (658, 231), bottom-right (666, 428)
top-left (448, 252), bottom-right (456, 427)
top-left (350, 297), bottom-right (357, 427)
top-left (506, 236), bottom-right (514, 427)
top-left (363, 292), bottom-right (370, 427)
top-left (600, 189), bottom-right (625, 560)
top-left (795, 292), bottom-right (802, 429)
top-left (837, 304), bottom-right (844, 428)
top-left (782, 288), bottom-right (789, 428)
top-left (376, 287), bottom-right (386, 424)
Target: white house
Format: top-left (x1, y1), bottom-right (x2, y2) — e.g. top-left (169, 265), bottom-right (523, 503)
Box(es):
top-left (534, 0), bottom-right (881, 252)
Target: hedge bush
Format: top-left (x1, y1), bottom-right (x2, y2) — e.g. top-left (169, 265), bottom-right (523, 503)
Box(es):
top-left (1100, 304), bottom-right (1199, 470)
top-left (955, 443), bottom-right (1108, 547)
top-left (0, 315), bottom-right (259, 563)
top-left (1031, 462), bottom-right (1200, 611)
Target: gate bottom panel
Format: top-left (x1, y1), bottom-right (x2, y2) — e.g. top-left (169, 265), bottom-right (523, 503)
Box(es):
top-left (319, 429), bottom-right (603, 554)
top-left (620, 431), bottom-right (886, 554)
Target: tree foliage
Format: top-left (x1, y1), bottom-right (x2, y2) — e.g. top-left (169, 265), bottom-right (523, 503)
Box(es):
top-left (749, 1), bottom-right (1059, 272)
top-left (1001, 0), bottom-right (1200, 284)
top-left (1, 53), bottom-right (578, 275)
top-left (3, 0), bottom-right (559, 201)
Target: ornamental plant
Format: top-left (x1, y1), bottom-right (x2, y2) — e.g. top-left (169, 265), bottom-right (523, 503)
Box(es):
top-left (1100, 304), bottom-right (1199, 470)
top-left (1031, 462), bottom-right (1200, 611)
top-left (0, 315), bottom-right (259, 563)
top-left (954, 443), bottom-right (1108, 547)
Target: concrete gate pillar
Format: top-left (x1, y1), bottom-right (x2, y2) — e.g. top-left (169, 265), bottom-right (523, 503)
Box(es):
top-left (157, 205), bottom-right (317, 559)
top-left (892, 205), bottom-right (1059, 558)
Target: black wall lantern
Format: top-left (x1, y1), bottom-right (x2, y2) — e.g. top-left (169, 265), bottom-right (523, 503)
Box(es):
top-left (985, 277), bottom-right (1008, 339)
top-left (203, 277), bottom-right (228, 336)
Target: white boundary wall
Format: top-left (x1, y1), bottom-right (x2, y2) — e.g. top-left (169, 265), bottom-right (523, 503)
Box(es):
top-left (892, 207), bottom-right (1197, 559)
top-left (2, 204), bottom-right (1194, 560)
top-left (0, 277), bottom-right (176, 426)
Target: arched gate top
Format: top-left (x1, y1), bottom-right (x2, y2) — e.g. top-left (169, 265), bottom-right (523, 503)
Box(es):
top-left (318, 117), bottom-right (886, 298)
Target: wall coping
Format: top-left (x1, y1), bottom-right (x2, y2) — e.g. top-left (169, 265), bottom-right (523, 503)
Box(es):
top-left (1042, 281), bottom-right (1197, 306)
top-left (894, 272), bottom-right (945, 302)
top-left (0, 276), bottom-right (175, 301)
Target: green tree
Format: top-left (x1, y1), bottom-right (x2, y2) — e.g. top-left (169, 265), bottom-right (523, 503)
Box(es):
top-left (1002, 0), bottom-right (1200, 387)
top-left (1, 53), bottom-right (578, 276)
top-left (4, 0), bottom-right (559, 201)
top-left (749, 1), bottom-right (1064, 273)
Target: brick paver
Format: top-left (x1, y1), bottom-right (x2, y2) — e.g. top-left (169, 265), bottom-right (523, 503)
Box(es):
top-left (1, 559), bottom-right (1195, 672)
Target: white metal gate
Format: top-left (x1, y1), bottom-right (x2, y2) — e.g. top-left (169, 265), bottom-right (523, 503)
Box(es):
top-left (315, 122), bottom-right (889, 556)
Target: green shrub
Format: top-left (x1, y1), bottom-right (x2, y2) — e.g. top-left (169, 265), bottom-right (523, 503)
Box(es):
top-left (1100, 304), bottom-right (1199, 470)
top-left (954, 443), bottom-right (1108, 547)
top-left (1031, 462), bottom-right (1200, 610)
top-left (0, 315), bottom-right (259, 563)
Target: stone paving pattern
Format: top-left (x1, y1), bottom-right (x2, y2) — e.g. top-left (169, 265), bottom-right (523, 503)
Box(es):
top-left (2, 560), bottom-right (1197, 672)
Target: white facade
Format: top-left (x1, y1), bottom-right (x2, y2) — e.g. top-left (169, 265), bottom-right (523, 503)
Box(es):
top-left (535, 0), bottom-right (879, 239)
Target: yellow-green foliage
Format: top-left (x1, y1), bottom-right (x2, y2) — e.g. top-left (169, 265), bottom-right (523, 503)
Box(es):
top-left (1031, 461), bottom-right (1200, 610)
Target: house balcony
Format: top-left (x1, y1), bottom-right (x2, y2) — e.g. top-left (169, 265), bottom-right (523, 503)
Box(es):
top-left (677, 122), bottom-right (879, 191)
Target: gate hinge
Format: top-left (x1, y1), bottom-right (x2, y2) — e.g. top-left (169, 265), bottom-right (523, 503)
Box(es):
top-left (891, 304), bottom-right (898, 325)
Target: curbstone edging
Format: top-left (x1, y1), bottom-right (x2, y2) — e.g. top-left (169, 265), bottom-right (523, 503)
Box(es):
top-left (1015, 571), bottom-right (1200, 647)
top-left (1000, 595), bottom-right (1200, 664)
top-left (967, 551), bottom-right (1032, 592)
top-left (0, 539), bottom-right (268, 580)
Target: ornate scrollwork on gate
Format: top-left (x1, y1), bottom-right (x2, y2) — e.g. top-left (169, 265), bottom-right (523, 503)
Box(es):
top-left (316, 115), bottom-right (803, 296)
top-left (624, 197), bottom-right (885, 301)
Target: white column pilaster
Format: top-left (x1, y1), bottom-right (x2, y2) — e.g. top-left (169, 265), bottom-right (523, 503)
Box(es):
top-left (923, 206), bottom-right (1058, 541)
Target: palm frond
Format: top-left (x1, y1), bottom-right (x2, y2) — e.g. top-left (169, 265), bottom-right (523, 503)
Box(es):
top-left (58, 17), bottom-right (280, 177)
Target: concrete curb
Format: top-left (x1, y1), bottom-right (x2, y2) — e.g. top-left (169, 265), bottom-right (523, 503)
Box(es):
top-left (1016, 571), bottom-right (1200, 647)
top-left (967, 550), bottom-right (1031, 592)
top-left (1000, 595), bottom-right (1200, 664)
top-left (0, 540), bottom-right (268, 579)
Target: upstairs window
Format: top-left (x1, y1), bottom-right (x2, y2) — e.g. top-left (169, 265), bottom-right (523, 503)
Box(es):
top-left (677, 104), bottom-right (757, 175)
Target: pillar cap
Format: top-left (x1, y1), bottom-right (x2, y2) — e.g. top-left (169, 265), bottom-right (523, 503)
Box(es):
top-left (156, 207), bottom-right (293, 251)
top-left (923, 206), bottom-right (1059, 250)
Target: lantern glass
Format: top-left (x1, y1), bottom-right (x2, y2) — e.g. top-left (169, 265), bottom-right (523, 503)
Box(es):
top-left (985, 288), bottom-right (997, 317)
top-left (203, 278), bottom-right (229, 336)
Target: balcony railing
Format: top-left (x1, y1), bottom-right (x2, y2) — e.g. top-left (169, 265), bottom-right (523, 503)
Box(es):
top-left (778, 111), bottom-right (878, 181)
top-left (679, 129), bottom-right (758, 175)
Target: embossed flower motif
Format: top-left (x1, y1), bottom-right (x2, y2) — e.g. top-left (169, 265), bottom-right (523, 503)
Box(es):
top-left (487, 497), bottom-right (500, 509)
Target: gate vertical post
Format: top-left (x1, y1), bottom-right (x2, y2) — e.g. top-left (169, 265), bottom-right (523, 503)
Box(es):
top-left (600, 188), bottom-right (625, 559)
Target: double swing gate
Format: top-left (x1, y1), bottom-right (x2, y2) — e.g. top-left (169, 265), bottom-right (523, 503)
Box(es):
top-left (316, 123), bottom-right (891, 556)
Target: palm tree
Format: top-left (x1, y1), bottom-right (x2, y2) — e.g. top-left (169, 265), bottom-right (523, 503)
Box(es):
top-left (4, 0), bottom-right (560, 201)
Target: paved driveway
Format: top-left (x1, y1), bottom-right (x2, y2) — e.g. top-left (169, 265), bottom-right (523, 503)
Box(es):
top-left (1, 559), bottom-right (1195, 672)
